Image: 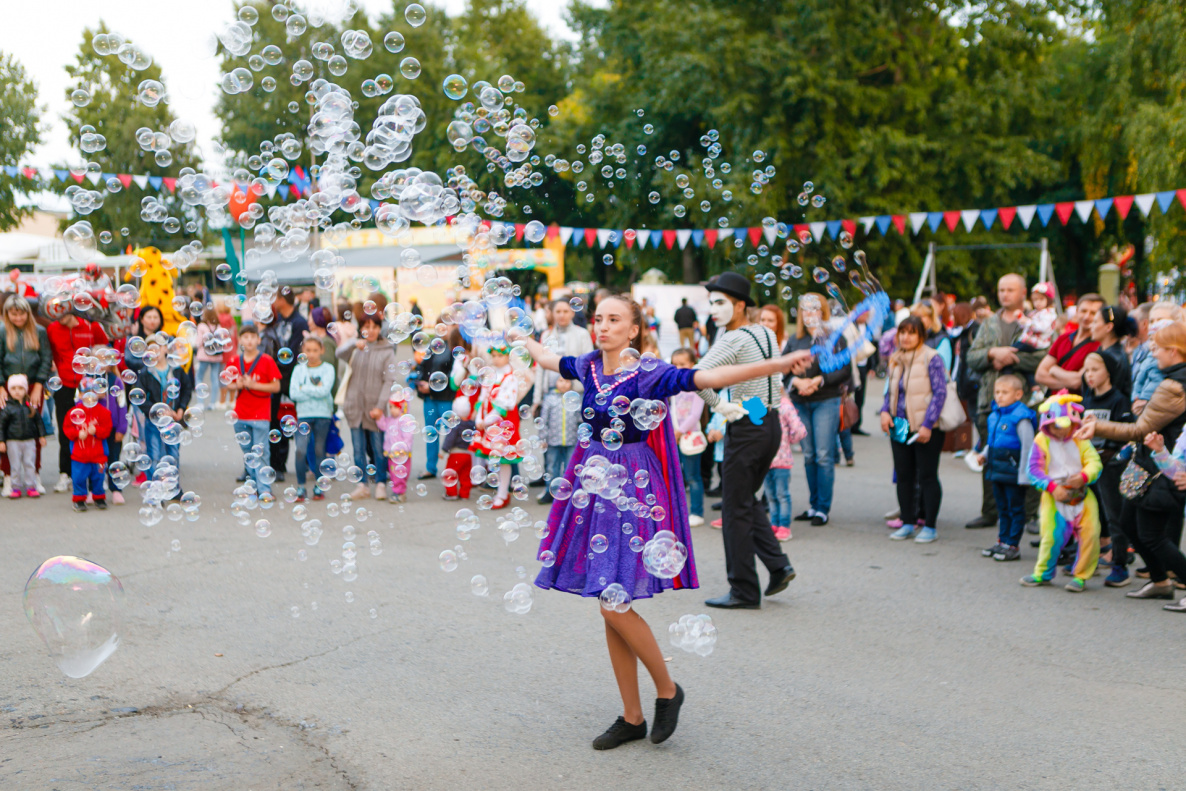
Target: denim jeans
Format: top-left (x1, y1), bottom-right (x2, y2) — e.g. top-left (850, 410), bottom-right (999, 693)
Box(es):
top-left (422, 398), bottom-right (450, 475)
top-left (351, 426), bottom-right (388, 484)
top-left (836, 427), bottom-right (853, 461)
top-left (992, 481), bottom-right (1027, 547)
top-left (194, 360), bottom-right (223, 409)
top-left (764, 467), bottom-right (791, 527)
top-left (796, 396), bottom-right (840, 514)
top-left (295, 417), bottom-right (331, 489)
top-left (679, 451), bottom-right (704, 517)
top-left (235, 419), bottom-right (272, 494)
top-left (142, 419), bottom-right (179, 477)
top-left (545, 444), bottom-right (575, 483)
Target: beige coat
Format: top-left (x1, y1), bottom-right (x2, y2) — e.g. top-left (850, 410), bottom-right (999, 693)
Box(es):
top-left (887, 345), bottom-right (939, 431)
top-left (336, 338), bottom-right (398, 431)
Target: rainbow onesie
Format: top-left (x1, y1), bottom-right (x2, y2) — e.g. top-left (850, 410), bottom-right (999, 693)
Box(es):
top-left (1026, 394), bottom-right (1102, 584)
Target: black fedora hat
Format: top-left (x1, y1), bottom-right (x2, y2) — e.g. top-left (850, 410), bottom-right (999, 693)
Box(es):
top-left (705, 271), bottom-right (754, 307)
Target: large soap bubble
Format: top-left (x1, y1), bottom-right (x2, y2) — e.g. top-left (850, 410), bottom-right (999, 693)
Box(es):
top-left (23, 556), bottom-right (125, 678)
top-left (641, 530), bottom-right (688, 579)
top-left (669, 614), bottom-right (717, 656)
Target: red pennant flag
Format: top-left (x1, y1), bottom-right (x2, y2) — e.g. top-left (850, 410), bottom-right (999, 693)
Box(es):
top-left (998, 206), bottom-right (1016, 230)
top-left (747, 227), bottom-right (762, 247)
top-left (583, 228), bottom-right (597, 247)
top-left (118, 174), bottom-right (133, 189)
top-left (891, 215), bottom-right (906, 235)
top-left (1114, 195), bottom-right (1134, 220)
top-left (1055, 202), bottom-right (1075, 225)
top-left (21, 167), bottom-right (36, 179)
top-left (943, 211), bottom-right (960, 232)
top-left (545, 223), bottom-right (560, 240)
top-left (162, 177), bottom-right (176, 193)
top-left (704, 229), bottom-right (718, 248)
top-left (70, 172), bottom-right (85, 184)
top-left (294, 165), bottom-right (306, 181)
top-left (662, 230), bottom-right (677, 250)
top-left (624, 229), bottom-right (636, 249)
top-left (1177, 190), bottom-right (1186, 212)
top-left (841, 219), bottom-right (856, 238)
top-left (792, 224), bottom-right (810, 241)
top-left (514, 223), bottom-right (525, 242)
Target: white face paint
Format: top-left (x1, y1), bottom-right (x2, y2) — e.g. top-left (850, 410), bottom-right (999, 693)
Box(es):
top-left (709, 294), bottom-right (735, 327)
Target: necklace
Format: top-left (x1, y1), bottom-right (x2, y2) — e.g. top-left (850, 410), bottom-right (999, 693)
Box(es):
top-left (591, 360), bottom-right (641, 396)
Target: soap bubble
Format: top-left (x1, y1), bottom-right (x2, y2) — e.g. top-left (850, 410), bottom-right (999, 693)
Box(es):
top-left (439, 549), bottom-right (459, 572)
top-left (669, 613), bottom-right (717, 656)
top-left (549, 477), bottom-right (573, 500)
top-left (599, 582), bottom-right (633, 613)
top-left (503, 582), bottom-right (533, 614)
top-left (63, 221), bottom-right (96, 262)
top-left (384, 31), bottom-right (405, 52)
top-left (471, 575), bottom-right (488, 596)
top-left (442, 73), bottom-right (467, 100)
top-left (23, 556), bottom-right (124, 678)
top-left (400, 57), bottom-right (421, 79)
top-left (641, 530), bottom-right (688, 579)
top-left (405, 3), bottom-right (427, 26)
top-left (523, 220), bottom-right (546, 243)
top-left (539, 549), bottom-right (556, 567)
top-left (812, 267), bottom-right (829, 284)
top-left (590, 533), bottom-right (609, 553)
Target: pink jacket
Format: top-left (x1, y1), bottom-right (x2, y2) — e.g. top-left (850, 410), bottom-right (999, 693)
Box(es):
top-left (770, 395), bottom-right (807, 469)
top-left (671, 390), bottom-right (704, 436)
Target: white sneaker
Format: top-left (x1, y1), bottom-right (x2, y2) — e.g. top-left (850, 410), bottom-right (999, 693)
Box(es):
top-left (35, 479), bottom-right (45, 495)
top-left (688, 514), bottom-right (705, 527)
top-left (1, 477), bottom-right (11, 498)
top-left (374, 484), bottom-right (387, 501)
top-left (350, 483), bottom-right (370, 500)
top-left (53, 473), bottom-right (70, 493)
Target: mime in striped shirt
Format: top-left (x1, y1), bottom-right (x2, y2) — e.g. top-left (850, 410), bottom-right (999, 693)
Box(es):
top-left (694, 272), bottom-right (804, 610)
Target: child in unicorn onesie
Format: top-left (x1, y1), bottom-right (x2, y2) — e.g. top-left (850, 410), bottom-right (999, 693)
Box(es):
top-left (1022, 392), bottom-right (1103, 592)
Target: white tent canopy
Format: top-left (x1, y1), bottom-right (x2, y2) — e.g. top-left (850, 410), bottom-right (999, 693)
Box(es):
top-left (241, 244), bottom-right (462, 283)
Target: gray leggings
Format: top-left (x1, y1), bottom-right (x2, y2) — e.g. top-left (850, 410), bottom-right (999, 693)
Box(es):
top-left (7, 439), bottom-right (38, 492)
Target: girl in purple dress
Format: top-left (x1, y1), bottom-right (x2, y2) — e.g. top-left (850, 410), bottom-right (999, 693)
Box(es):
top-left (525, 295), bottom-right (809, 750)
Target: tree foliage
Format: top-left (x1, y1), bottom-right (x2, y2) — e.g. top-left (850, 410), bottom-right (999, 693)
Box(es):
top-left (0, 52), bottom-right (43, 232)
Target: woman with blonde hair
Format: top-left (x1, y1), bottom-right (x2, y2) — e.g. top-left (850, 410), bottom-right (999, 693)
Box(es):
top-left (0, 295), bottom-right (52, 496)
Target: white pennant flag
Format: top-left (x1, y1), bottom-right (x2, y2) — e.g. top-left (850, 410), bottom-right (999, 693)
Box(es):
top-left (636, 229), bottom-right (649, 249)
top-left (132, 174), bottom-right (149, 190)
top-left (909, 213), bottom-right (928, 234)
top-left (859, 216), bottom-right (876, 234)
top-left (1134, 193), bottom-right (1156, 218)
top-left (763, 226), bottom-right (778, 246)
top-left (559, 227), bottom-right (574, 245)
top-left (596, 228), bottom-right (613, 248)
top-left (717, 227), bottom-right (734, 241)
top-left (960, 209), bottom-right (980, 232)
top-left (1074, 200), bottom-right (1095, 223)
top-left (86, 171), bottom-right (103, 186)
top-left (1016, 205), bottom-right (1037, 229)
top-left (676, 229), bottom-right (692, 249)
top-left (810, 222), bottom-right (827, 242)
top-left (264, 182), bottom-right (278, 198)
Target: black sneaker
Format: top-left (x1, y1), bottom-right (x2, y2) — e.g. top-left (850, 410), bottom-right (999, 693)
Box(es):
top-left (94, 499), bottom-right (108, 511)
top-left (72, 501), bottom-right (86, 513)
top-left (981, 543), bottom-right (1004, 557)
top-left (793, 510), bottom-right (814, 522)
top-left (537, 492), bottom-right (554, 506)
top-left (592, 716), bottom-right (647, 750)
top-left (993, 546), bottom-right (1021, 562)
top-left (964, 514), bottom-right (996, 529)
top-left (705, 487), bottom-right (722, 498)
top-left (650, 683), bottom-right (684, 744)
top-left (235, 473), bottom-right (248, 483)
top-left (810, 513), bottom-right (828, 526)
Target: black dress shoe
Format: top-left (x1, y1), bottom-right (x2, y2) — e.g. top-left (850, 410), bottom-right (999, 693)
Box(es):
top-left (529, 478), bottom-right (546, 488)
top-left (704, 592), bottom-right (760, 609)
top-left (537, 491), bottom-right (554, 505)
top-left (810, 513), bottom-right (828, 526)
top-left (765, 565), bottom-right (796, 596)
top-left (705, 487), bottom-right (722, 497)
top-left (851, 429), bottom-right (871, 436)
top-left (964, 514), bottom-right (996, 529)
top-left (793, 510), bottom-right (814, 522)
top-left (650, 684), bottom-right (684, 744)
top-left (236, 473), bottom-right (248, 483)
top-left (417, 471), bottom-right (437, 481)
top-left (711, 501), bottom-right (722, 511)
top-left (592, 716), bottom-right (647, 750)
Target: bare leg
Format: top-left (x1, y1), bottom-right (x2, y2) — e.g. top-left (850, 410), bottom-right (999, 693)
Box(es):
top-left (602, 608), bottom-right (677, 700)
top-left (603, 621), bottom-right (644, 725)
top-left (497, 464), bottom-right (511, 501)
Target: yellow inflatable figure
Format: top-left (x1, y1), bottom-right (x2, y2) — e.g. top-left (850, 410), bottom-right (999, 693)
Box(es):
top-left (127, 246), bottom-right (186, 335)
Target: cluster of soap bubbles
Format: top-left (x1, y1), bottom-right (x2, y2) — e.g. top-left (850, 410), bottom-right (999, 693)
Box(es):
top-left (599, 582), bottom-right (633, 613)
top-left (641, 531), bottom-right (688, 579)
top-left (504, 582), bottom-right (533, 614)
top-left (669, 614), bottom-right (717, 657)
top-left (24, 556), bottom-right (124, 678)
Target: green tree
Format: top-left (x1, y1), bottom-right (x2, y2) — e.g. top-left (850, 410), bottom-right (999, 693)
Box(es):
top-left (0, 52), bottom-right (43, 232)
top-left (60, 23), bottom-right (202, 252)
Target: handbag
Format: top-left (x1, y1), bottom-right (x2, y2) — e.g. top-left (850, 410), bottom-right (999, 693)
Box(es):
top-left (333, 352), bottom-right (354, 407)
top-left (937, 378), bottom-right (967, 432)
top-left (678, 430), bottom-right (708, 456)
top-left (839, 391), bottom-right (859, 432)
top-left (1119, 444), bottom-right (1158, 500)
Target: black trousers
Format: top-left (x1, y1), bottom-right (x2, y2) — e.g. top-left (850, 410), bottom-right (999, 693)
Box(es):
top-left (1132, 504), bottom-right (1186, 584)
top-left (852, 366), bottom-right (867, 431)
top-left (53, 386), bottom-right (77, 475)
top-left (269, 394), bottom-right (289, 473)
top-left (721, 410), bottom-right (788, 603)
top-left (891, 431), bottom-right (945, 527)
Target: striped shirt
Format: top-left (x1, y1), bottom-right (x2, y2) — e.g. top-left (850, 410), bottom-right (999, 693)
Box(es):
top-left (695, 324), bottom-right (783, 409)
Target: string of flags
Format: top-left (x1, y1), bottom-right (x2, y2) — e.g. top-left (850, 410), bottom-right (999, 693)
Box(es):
top-left (7, 162), bottom-right (1186, 248)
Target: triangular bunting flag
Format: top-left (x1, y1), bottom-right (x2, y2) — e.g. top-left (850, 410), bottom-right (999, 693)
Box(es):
top-left (1036, 204), bottom-right (1056, 226)
top-left (960, 209), bottom-right (979, 232)
top-left (662, 230), bottom-right (677, 250)
top-left (691, 230), bottom-right (704, 247)
top-left (162, 177), bottom-right (176, 193)
top-left (874, 216), bottom-right (892, 235)
top-left (826, 220), bottom-right (843, 240)
top-left (148, 176), bottom-right (163, 190)
top-left (747, 227), bottom-right (762, 247)
top-left (1156, 190), bottom-right (1176, 214)
top-left (841, 219), bottom-right (856, 238)
top-left (891, 215), bottom-right (906, 235)
top-left (101, 172), bottom-right (116, 183)
top-left (583, 228), bottom-right (598, 247)
top-left (676, 229), bottom-right (692, 249)
top-left (998, 207), bottom-right (1016, 230)
top-left (1053, 201), bottom-right (1073, 224)
top-left (651, 230), bottom-right (664, 248)
top-left (514, 224), bottom-right (526, 242)
top-left (1177, 190), bottom-right (1186, 212)
top-left (132, 174), bottom-right (149, 190)
top-left (636, 229), bottom-right (649, 250)
top-left (704, 229), bottom-right (718, 248)
top-left (264, 182), bottom-right (278, 199)
top-left (596, 229), bottom-right (612, 247)
top-left (546, 224), bottom-right (560, 240)
top-left (1095, 198), bottom-right (1113, 220)
top-left (764, 226), bottom-right (778, 246)
top-left (117, 174), bottom-right (132, 189)
top-left (21, 167), bottom-right (37, 179)
top-left (1016, 205), bottom-right (1036, 229)
top-left (624, 230), bottom-right (635, 249)
top-left (943, 211), bottom-right (961, 232)
top-left (909, 213), bottom-right (927, 234)
top-left (70, 172), bottom-right (85, 184)
top-left (609, 230), bottom-right (622, 248)
top-left (278, 185), bottom-right (290, 199)
top-left (1134, 194), bottom-right (1156, 218)
top-left (718, 228), bottom-right (734, 242)
top-left (55, 169), bottom-right (69, 182)
top-left (810, 222), bottom-right (827, 242)
top-left (859, 216), bottom-right (876, 234)
top-left (927, 212), bottom-right (944, 232)
top-left (1074, 200), bottom-right (1094, 223)
top-left (792, 224), bottom-right (810, 242)
top-left (1113, 196), bottom-right (1133, 219)
top-left (4, 165), bottom-right (19, 177)
top-left (980, 209), bottom-right (997, 230)
top-left (559, 227), bottom-right (574, 246)
top-left (85, 171), bottom-right (102, 186)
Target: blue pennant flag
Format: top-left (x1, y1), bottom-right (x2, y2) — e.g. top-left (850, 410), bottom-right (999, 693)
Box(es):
top-left (102, 173), bottom-right (117, 183)
top-left (1095, 198), bottom-right (1113, 220)
top-left (980, 209), bottom-right (998, 229)
top-left (826, 220), bottom-right (842, 239)
top-left (927, 212), bottom-right (944, 232)
top-left (148, 176), bottom-right (163, 190)
top-left (1036, 204), bottom-right (1055, 226)
top-left (607, 231), bottom-right (621, 248)
top-left (570, 228), bottom-right (583, 246)
top-left (651, 230), bottom-right (664, 248)
top-left (874, 216), bottom-right (892, 235)
top-left (3, 166), bottom-right (18, 177)
top-left (54, 169), bottom-right (69, 182)
top-left (278, 185), bottom-right (290, 199)
top-left (690, 229), bottom-right (704, 247)
top-left (1156, 190), bottom-right (1177, 214)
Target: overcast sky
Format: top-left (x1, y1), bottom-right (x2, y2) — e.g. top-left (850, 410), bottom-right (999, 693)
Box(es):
top-left (1, 0), bottom-right (583, 176)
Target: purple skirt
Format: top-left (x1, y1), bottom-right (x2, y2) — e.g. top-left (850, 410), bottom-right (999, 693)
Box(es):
top-left (534, 439), bottom-right (699, 600)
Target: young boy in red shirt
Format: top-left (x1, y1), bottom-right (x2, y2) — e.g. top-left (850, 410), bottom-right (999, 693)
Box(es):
top-left (63, 384), bottom-right (113, 512)
top-left (224, 325), bottom-right (281, 495)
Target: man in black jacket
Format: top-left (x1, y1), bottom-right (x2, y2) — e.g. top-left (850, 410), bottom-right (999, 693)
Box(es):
top-left (414, 340), bottom-right (456, 480)
top-left (263, 288), bottom-right (310, 480)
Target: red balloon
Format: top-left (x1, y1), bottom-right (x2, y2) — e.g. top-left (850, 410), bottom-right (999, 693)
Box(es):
top-left (228, 186), bottom-right (258, 224)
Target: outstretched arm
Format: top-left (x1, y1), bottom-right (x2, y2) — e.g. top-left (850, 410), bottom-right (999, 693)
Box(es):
top-left (692, 350), bottom-right (812, 391)
top-left (524, 339), bottom-right (562, 373)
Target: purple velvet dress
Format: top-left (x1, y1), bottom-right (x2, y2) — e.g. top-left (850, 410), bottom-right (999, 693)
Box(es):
top-left (534, 352), bottom-right (700, 600)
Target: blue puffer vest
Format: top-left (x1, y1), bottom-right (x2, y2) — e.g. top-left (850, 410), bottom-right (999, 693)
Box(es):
top-left (986, 399), bottom-right (1037, 483)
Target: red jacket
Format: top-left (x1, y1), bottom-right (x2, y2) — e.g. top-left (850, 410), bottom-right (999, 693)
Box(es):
top-left (62, 403), bottom-right (112, 464)
top-left (47, 318), bottom-right (110, 388)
